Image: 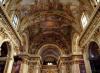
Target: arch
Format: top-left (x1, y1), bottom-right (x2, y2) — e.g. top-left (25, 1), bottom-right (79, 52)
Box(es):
top-left (88, 41), bottom-right (99, 59)
top-left (29, 31), bottom-right (69, 54)
top-left (1, 42), bottom-right (9, 57)
top-left (0, 39), bottom-right (13, 73)
top-left (38, 44), bottom-right (62, 56)
top-left (88, 41), bottom-right (100, 73)
top-left (38, 44), bottom-right (62, 65)
top-left (0, 39), bottom-right (13, 57)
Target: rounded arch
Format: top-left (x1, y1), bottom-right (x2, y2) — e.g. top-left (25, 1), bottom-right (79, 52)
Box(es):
top-left (89, 39), bottom-right (100, 48)
top-left (0, 39), bottom-right (13, 57)
top-left (88, 41), bottom-right (100, 73)
top-left (38, 44), bottom-right (62, 65)
top-left (88, 41), bottom-right (99, 59)
top-left (29, 31), bottom-right (69, 54)
top-left (38, 44), bottom-right (62, 56)
top-left (0, 39), bottom-right (14, 73)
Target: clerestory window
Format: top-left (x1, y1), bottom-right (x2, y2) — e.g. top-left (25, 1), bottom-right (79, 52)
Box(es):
top-left (96, 0), bottom-right (100, 3)
top-left (81, 13), bottom-right (88, 28)
top-left (0, 0), bottom-right (5, 4)
top-left (12, 15), bottom-right (19, 28)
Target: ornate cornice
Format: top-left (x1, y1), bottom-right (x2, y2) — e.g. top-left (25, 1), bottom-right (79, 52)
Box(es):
top-left (0, 27), bottom-right (8, 39)
top-left (79, 4), bottom-right (100, 48)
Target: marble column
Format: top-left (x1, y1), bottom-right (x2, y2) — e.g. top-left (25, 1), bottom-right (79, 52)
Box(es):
top-left (4, 56), bottom-right (14, 73)
top-left (20, 54), bottom-right (29, 73)
top-left (71, 55), bottom-right (84, 73)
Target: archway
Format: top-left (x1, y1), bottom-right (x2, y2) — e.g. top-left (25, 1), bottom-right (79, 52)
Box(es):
top-left (0, 41), bottom-right (11, 73)
top-left (88, 41), bottom-right (100, 73)
top-left (38, 44), bottom-right (61, 65)
top-left (38, 44), bottom-right (61, 73)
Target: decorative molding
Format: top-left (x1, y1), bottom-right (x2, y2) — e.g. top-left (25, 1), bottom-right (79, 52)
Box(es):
top-left (79, 4), bottom-right (100, 48)
top-left (0, 5), bottom-right (22, 47)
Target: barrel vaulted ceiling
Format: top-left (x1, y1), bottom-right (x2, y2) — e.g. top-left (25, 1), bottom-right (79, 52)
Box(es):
top-left (16, 0), bottom-right (92, 56)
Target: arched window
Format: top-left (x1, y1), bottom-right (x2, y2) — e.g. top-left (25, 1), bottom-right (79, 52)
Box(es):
top-left (81, 13), bottom-right (88, 28)
top-left (0, 0), bottom-right (6, 4)
top-left (95, 0), bottom-right (100, 4)
top-left (96, 0), bottom-right (100, 2)
top-left (12, 15), bottom-right (19, 28)
top-left (91, 0), bottom-right (100, 6)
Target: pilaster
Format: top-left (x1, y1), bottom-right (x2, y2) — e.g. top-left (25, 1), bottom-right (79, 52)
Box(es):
top-left (20, 53), bottom-right (29, 73)
top-left (4, 56), bottom-right (14, 73)
top-left (58, 56), bottom-right (70, 73)
top-left (28, 56), bottom-right (41, 73)
top-left (82, 48), bottom-right (92, 73)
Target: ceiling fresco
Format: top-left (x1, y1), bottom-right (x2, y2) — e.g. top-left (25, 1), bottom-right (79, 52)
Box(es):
top-left (16, 0), bottom-right (92, 56)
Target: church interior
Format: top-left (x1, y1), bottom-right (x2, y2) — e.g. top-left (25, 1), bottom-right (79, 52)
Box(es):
top-left (0, 0), bottom-right (100, 73)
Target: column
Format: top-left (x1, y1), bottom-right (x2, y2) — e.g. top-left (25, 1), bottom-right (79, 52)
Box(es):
top-left (33, 57), bottom-right (41, 73)
top-left (83, 49), bottom-right (92, 73)
top-left (20, 54), bottom-right (29, 73)
top-left (71, 54), bottom-right (85, 73)
top-left (4, 56), bottom-right (14, 73)
top-left (71, 60), bottom-right (80, 73)
top-left (34, 63), bottom-right (41, 73)
top-left (60, 63), bottom-right (66, 73)
top-left (29, 56), bottom-right (41, 73)
top-left (58, 57), bottom-right (67, 73)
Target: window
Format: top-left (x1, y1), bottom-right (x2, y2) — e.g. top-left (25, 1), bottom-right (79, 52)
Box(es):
top-left (81, 13), bottom-right (88, 28)
top-left (0, 0), bottom-right (5, 4)
top-left (47, 62), bottom-right (53, 65)
top-left (94, 0), bottom-right (100, 5)
top-left (12, 15), bottom-right (19, 27)
top-left (96, 0), bottom-right (100, 3)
